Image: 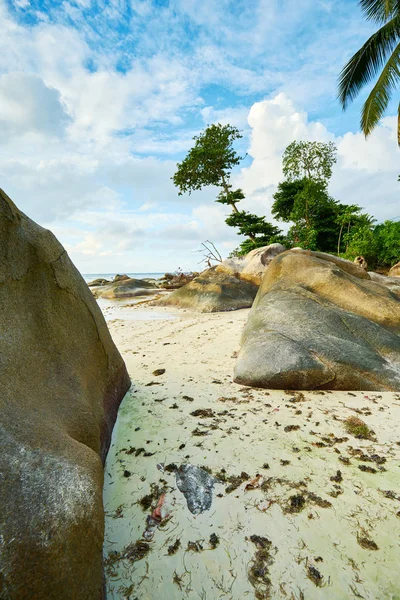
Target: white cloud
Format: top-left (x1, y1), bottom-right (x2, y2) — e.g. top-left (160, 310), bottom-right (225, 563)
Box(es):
top-left (0, 73), bottom-right (70, 141)
top-left (235, 93), bottom-right (399, 224)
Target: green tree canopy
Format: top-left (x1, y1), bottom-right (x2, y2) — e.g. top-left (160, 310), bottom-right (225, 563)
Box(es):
top-left (173, 123), bottom-right (283, 254)
top-left (172, 123), bottom-right (244, 199)
top-left (282, 141), bottom-right (337, 183)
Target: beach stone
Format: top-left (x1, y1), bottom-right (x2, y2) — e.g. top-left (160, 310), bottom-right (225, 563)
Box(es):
top-left (234, 249), bottom-right (400, 391)
top-left (87, 277), bottom-right (111, 287)
top-left (113, 273), bottom-right (130, 282)
top-left (95, 277), bottom-right (158, 299)
top-left (175, 465), bottom-right (217, 514)
top-left (389, 261), bottom-right (400, 277)
top-left (354, 255), bottom-right (368, 270)
top-left (0, 189), bottom-right (130, 599)
top-left (218, 243), bottom-right (286, 285)
top-left (157, 266), bottom-right (258, 312)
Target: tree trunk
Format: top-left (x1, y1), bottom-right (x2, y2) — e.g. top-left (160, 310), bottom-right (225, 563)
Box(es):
top-left (222, 172), bottom-right (256, 242)
top-left (345, 221), bottom-right (351, 252)
top-left (337, 222), bottom-right (344, 255)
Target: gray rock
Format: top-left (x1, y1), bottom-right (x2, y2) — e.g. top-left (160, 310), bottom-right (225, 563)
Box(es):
top-left (234, 250), bottom-right (400, 391)
top-left (0, 189), bottom-right (130, 599)
top-left (175, 465), bottom-right (217, 514)
top-left (157, 266), bottom-right (258, 312)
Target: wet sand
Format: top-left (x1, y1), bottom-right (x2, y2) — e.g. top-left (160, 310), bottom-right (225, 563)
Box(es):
top-left (103, 303), bottom-right (400, 600)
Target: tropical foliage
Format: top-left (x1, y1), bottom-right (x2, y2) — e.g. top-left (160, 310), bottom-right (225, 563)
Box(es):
top-left (338, 0), bottom-right (400, 145)
top-left (173, 123), bottom-right (283, 254)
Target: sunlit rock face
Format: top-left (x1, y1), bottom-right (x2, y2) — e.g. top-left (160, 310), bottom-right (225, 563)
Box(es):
top-left (0, 189), bottom-right (130, 600)
top-left (235, 249), bottom-right (400, 391)
top-left (389, 261), bottom-right (400, 277)
top-left (157, 244), bottom-right (286, 313)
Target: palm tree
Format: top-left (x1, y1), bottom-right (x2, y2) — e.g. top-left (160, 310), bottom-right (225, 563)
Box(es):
top-left (338, 0), bottom-right (400, 145)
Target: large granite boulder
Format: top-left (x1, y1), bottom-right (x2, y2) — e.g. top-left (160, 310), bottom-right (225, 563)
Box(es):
top-left (0, 189), bottom-right (130, 599)
top-left (94, 277), bottom-right (158, 299)
top-left (157, 266), bottom-right (258, 312)
top-left (389, 261), bottom-right (400, 277)
top-left (234, 249), bottom-right (400, 391)
top-left (219, 243), bottom-right (286, 285)
top-left (368, 271), bottom-right (400, 295)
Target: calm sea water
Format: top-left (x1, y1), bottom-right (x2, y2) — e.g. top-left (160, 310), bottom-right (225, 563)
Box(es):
top-left (81, 272), bottom-right (165, 284)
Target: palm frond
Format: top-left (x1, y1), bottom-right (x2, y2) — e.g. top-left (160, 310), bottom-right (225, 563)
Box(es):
top-left (338, 14), bottom-right (400, 108)
top-left (361, 41), bottom-right (400, 135)
top-left (360, 0), bottom-right (400, 23)
top-left (398, 101), bottom-right (400, 145)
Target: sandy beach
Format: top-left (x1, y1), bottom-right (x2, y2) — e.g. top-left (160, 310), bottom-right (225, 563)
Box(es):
top-left (103, 302), bottom-right (400, 600)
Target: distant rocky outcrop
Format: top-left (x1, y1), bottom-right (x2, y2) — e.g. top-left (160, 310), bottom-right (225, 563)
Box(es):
top-left (157, 244), bottom-right (285, 312)
top-left (113, 273), bottom-right (130, 282)
top-left (94, 277), bottom-right (158, 299)
top-left (389, 261), bottom-right (400, 277)
top-left (157, 266), bottom-right (259, 312)
top-left (0, 189), bottom-right (130, 599)
top-left (158, 271), bottom-right (199, 289)
top-left (234, 249), bottom-right (400, 391)
top-left (88, 277), bottom-right (111, 287)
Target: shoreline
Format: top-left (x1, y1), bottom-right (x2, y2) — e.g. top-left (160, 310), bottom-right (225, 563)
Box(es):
top-left (103, 303), bottom-right (400, 600)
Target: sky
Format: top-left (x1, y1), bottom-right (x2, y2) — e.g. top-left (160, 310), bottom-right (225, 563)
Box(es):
top-left (0, 0), bottom-right (399, 274)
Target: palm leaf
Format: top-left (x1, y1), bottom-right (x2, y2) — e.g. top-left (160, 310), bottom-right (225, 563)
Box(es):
top-left (398, 101), bottom-right (400, 144)
top-left (361, 41), bottom-right (400, 136)
top-left (338, 15), bottom-right (400, 108)
top-left (360, 0), bottom-right (400, 23)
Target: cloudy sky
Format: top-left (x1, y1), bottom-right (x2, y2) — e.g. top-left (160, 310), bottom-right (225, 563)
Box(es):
top-left (1, 0), bottom-right (399, 274)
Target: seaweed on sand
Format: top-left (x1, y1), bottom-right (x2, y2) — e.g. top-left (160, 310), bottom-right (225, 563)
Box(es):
top-left (357, 530), bottom-right (379, 550)
top-left (247, 535), bottom-right (276, 599)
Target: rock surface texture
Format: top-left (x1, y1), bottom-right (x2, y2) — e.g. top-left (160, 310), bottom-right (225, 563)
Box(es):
top-left (94, 277), bottom-right (158, 299)
top-left (220, 243), bottom-right (286, 285)
top-left (0, 189), bottom-right (130, 600)
top-left (234, 249), bottom-right (400, 391)
top-left (157, 244), bottom-right (286, 312)
top-left (157, 265), bottom-right (259, 312)
top-left (389, 261), bottom-right (400, 277)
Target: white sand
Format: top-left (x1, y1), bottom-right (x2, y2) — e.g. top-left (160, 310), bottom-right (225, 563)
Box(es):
top-left (103, 302), bottom-right (400, 600)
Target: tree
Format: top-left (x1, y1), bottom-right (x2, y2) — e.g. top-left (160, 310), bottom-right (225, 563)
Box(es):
top-left (282, 141), bottom-right (337, 183)
top-left (173, 123), bottom-right (244, 212)
top-left (338, 0), bottom-right (400, 145)
top-left (336, 204), bottom-right (363, 254)
top-left (272, 141), bottom-right (339, 250)
top-left (173, 123), bottom-right (282, 252)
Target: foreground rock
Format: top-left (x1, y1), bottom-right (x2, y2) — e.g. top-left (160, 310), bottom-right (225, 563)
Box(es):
top-left (389, 261), bottom-right (400, 277)
top-left (157, 266), bottom-right (258, 312)
top-left (94, 277), bottom-right (158, 299)
top-left (235, 250), bottom-right (400, 391)
top-left (0, 189), bottom-right (130, 599)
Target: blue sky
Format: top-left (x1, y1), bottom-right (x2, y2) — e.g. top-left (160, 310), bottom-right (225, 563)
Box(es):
top-left (0, 0), bottom-right (398, 272)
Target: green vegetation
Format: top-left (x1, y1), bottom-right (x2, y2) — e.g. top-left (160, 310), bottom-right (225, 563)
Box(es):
top-left (272, 140), bottom-right (398, 269)
top-left (173, 126), bottom-right (398, 268)
top-left (172, 123), bottom-right (284, 255)
top-left (344, 416), bottom-right (375, 440)
top-left (338, 0), bottom-right (400, 146)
